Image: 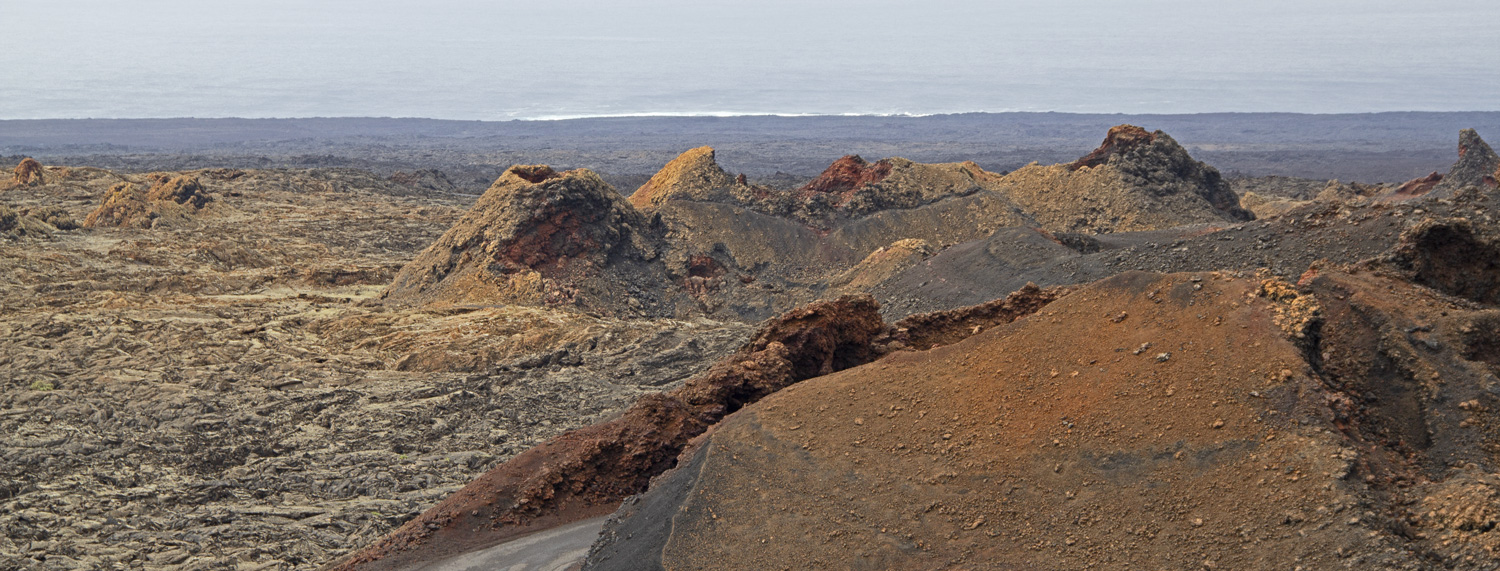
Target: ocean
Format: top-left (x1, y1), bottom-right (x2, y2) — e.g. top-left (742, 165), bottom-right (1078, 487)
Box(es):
top-left (3, 0), bottom-right (1497, 120)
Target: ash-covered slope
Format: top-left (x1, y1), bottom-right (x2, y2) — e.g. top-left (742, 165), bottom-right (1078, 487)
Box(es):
top-left (381, 165), bottom-right (688, 316)
top-left (586, 256), bottom-right (1500, 569)
top-left (994, 125), bottom-right (1251, 233)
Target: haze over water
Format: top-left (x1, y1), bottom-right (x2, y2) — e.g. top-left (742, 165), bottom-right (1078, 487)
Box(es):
top-left (4, 0), bottom-right (1497, 120)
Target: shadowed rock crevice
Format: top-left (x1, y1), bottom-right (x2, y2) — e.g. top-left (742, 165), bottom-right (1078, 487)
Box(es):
top-left (1378, 218), bottom-right (1500, 306)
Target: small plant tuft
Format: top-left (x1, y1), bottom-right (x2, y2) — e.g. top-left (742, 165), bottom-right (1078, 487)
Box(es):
top-left (28, 380), bottom-right (55, 391)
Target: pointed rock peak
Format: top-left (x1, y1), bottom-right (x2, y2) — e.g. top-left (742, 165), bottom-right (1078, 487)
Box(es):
top-left (502, 164), bottom-right (561, 184)
top-left (12, 157), bottom-right (43, 186)
top-left (1434, 129), bottom-right (1500, 195)
top-left (1458, 128), bottom-right (1497, 161)
top-left (629, 146), bottom-right (736, 210)
top-left (1068, 125), bottom-right (1158, 171)
top-left (800, 155), bottom-right (894, 195)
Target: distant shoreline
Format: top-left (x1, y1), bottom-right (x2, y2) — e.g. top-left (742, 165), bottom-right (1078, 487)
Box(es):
top-left (4, 112), bottom-right (1499, 189)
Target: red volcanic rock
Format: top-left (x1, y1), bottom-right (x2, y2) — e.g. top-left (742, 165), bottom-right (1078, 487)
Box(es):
top-left (1067, 124), bottom-right (1157, 171)
top-left (1390, 172), bottom-right (1444, 200)
top-left (799, 155), bottom-right (893, 200)
top-left (11, 158), bottom-right (44, 187)
top-left (880, 282), bottom-right (1073, 351)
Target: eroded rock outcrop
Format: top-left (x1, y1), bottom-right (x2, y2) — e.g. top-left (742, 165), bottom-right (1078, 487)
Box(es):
top-left (994, 124), bottom-right (1252, 233)
top-left (1373, 217), bottom-right (1500, 305)
top-left (798, 155), bottom-right (894, 200)
top-left (1432, 129), bottom-right (1500, 197)
top-left (10, 158), bottom-right (44, 188)
top-left (381, 165), bottom-right (678, 315)
top-left (1066, 124), bottom-right (1158, 170)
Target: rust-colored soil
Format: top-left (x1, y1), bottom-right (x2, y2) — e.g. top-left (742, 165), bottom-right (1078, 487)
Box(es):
top-left (586, 266), bottom-right (1500, 570)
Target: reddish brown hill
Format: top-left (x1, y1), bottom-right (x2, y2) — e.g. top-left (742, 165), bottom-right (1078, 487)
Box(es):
top-left (82, 174), bottom-right (213, 228)
top-left (586, 263), bottom-right (1500, 570)
top-left (380, 165), bottom-right (683, 315)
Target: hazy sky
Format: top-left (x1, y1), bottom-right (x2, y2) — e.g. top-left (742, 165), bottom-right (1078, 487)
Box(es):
top-left (3, 0), bottom-right (1497, 118)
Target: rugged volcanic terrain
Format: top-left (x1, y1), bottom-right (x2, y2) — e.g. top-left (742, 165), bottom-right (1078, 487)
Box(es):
top-left (0, 162), bottom-right (753, 570)
top-left (4, 126), bottom-right (1500, 570)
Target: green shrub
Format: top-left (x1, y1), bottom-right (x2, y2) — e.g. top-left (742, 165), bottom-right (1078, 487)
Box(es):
top-left (28, 380), bottom-right (55, 391)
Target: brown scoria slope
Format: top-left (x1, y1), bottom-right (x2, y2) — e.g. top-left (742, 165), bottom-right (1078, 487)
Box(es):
top-left (585, 265), bottom-right (1500, 569)
top-left (993, 124), bottom-right (1252, 233)
top-left (381, 165), bottom-right (688, 316)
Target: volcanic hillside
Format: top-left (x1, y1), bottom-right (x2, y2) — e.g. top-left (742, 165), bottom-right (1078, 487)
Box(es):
top-left (381, 165), bottom-right (688, 316)
top-left (991, 125), bottom-right (1251, 233)
top-left (335, 128), bottom-right (1500, 570)
top-left (585, 256), bottom-right (1500, 570)
top-left (384, 125), bottom-right (1259, 322)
